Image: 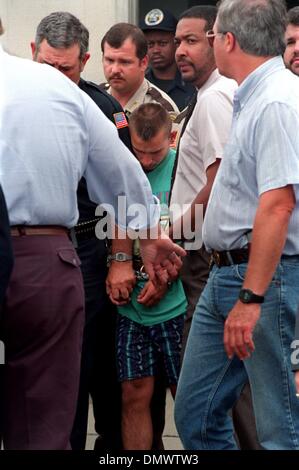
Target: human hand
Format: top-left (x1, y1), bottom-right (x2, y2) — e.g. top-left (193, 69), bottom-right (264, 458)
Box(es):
top-left (224, 301), bottom-right (261, 360)
top-left (139, 227), bottom-right (185, 285)
top-left (106, 261), bottom-right (136, 305)
top-left (137, 280), bottom-right (168, 307)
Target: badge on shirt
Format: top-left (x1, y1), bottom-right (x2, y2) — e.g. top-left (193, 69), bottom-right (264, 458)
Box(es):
top-left (113, 112), bottom-right (128, 129)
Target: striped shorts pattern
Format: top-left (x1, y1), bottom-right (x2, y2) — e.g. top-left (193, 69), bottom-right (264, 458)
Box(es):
top-left (116, 313), bottom-right (184, 384)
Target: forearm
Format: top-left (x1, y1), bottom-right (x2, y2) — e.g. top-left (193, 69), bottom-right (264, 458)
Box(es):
top-left (111, 225), bottom-right (133, 254)
top-left (243, 198), bottom-right (294, 295)
top-left (171, 159), bottom-right (220, 240)
top-left (185, 182), bottom-right (212, 225)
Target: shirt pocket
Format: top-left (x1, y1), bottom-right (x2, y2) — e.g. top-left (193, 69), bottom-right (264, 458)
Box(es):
top-left (220, 141), bottom-right (242, 190)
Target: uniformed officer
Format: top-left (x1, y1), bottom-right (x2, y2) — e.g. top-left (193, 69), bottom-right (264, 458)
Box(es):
top-left (31, 11), bottom-right (131, 451)
top-left (100, 22), bottom-right (181, 148)
top-left (139, 8), bottom-right (195, 111)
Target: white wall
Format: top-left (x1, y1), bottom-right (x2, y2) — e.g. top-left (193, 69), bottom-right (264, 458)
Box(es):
top-left (0, 0), bottom-right (138, 83)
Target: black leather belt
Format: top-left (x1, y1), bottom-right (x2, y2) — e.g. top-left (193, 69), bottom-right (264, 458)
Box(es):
top-left (210, 246), bottom-right (250, 268)
top-left (73, 218), bottom-right (101, 241)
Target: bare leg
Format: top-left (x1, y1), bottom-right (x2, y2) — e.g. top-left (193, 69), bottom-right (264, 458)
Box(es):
top-left (121, 376), bottom-right (155, 450)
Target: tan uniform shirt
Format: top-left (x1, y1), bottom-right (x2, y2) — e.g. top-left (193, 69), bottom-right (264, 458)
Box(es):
top-left (102, 78), bottom-right (181, 147)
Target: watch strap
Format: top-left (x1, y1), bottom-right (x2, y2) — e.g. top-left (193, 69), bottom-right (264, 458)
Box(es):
top-left (239, 288), bottom-right (264, 304)
top-left (107, 252), bottom-right (133, 263)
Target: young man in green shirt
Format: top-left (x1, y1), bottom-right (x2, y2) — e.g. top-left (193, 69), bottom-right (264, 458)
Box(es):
top-left (111, 103), bottom-right (187, 450)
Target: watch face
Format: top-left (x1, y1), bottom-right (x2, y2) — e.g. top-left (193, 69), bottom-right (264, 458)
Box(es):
top-left (113, 253), bottom-right (132, 261)
top-left (243, 291), bottom-right (251, 302)
top-left (240, 289), bottom-right (264, 304)
top-left (239, 289), bottom-right (253, 303)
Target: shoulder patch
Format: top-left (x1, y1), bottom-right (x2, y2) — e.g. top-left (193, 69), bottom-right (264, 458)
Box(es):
top-left (113, 112), bottom-right (128, 129)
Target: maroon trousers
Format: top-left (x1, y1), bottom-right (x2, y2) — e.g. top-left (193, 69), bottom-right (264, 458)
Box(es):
top-left (0, 235), bottom-right (84, 449)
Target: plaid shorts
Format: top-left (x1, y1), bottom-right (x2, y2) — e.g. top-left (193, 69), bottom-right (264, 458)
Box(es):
top-left (116, 314), bottom-right (184, 384)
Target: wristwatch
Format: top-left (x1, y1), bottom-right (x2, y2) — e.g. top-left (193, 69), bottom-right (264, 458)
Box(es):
top-left (239, 289), bottom-right (264, 304)
top-left (107, 252), bottom-right (133, 263)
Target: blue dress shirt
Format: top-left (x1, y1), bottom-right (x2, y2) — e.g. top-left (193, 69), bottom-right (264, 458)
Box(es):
top-left (203, 57), bottom-right (299, 255)
top-left (0, 46), bottom-right (159, 232)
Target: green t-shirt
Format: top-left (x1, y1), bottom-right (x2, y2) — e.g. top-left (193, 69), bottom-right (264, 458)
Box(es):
top-left (118, 148), bottom-right (187, 326)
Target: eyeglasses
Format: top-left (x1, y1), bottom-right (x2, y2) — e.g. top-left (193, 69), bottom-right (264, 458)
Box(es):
top-left (206, 30), bottom-right (227, 47)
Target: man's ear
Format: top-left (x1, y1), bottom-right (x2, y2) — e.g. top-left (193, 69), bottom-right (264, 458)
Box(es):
top-left (225, 32), bottom-right (236, 53)
top-left (30, 41), bottom-right (37, 59)
top-left (140, 54), bottom-right (149, 72)
top-left (80, 53), bottom-right (91, 72)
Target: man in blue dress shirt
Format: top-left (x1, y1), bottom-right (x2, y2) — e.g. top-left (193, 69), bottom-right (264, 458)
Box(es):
top-left (0, 33), bottom-right (184, 449)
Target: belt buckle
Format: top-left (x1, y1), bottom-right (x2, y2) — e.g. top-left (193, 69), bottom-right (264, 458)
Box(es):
top-left (211, 251), bottom-right (220, 267)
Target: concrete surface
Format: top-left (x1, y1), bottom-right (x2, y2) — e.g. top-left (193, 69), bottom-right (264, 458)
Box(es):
top-left (85, 390), bottom-right (183, 450)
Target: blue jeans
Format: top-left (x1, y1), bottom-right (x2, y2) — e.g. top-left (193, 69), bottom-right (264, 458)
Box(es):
top-left (175, 258), bottom-right (299, 450)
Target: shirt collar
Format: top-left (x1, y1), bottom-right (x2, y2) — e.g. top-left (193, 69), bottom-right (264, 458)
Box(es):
top-left (196, 68), bottom-right (220, 98)
top-left (124, 79), bottom-right (148, 113)
top-left (106, 79), bottom-right (147, 114)
top-left (234, 56), bottom-right (286, 111)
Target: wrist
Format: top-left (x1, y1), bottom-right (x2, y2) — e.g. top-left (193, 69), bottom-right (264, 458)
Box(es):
top-left (239, 288), bottom-right (264, 304)
top-left (107, 252), bottom-right (133, 266)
